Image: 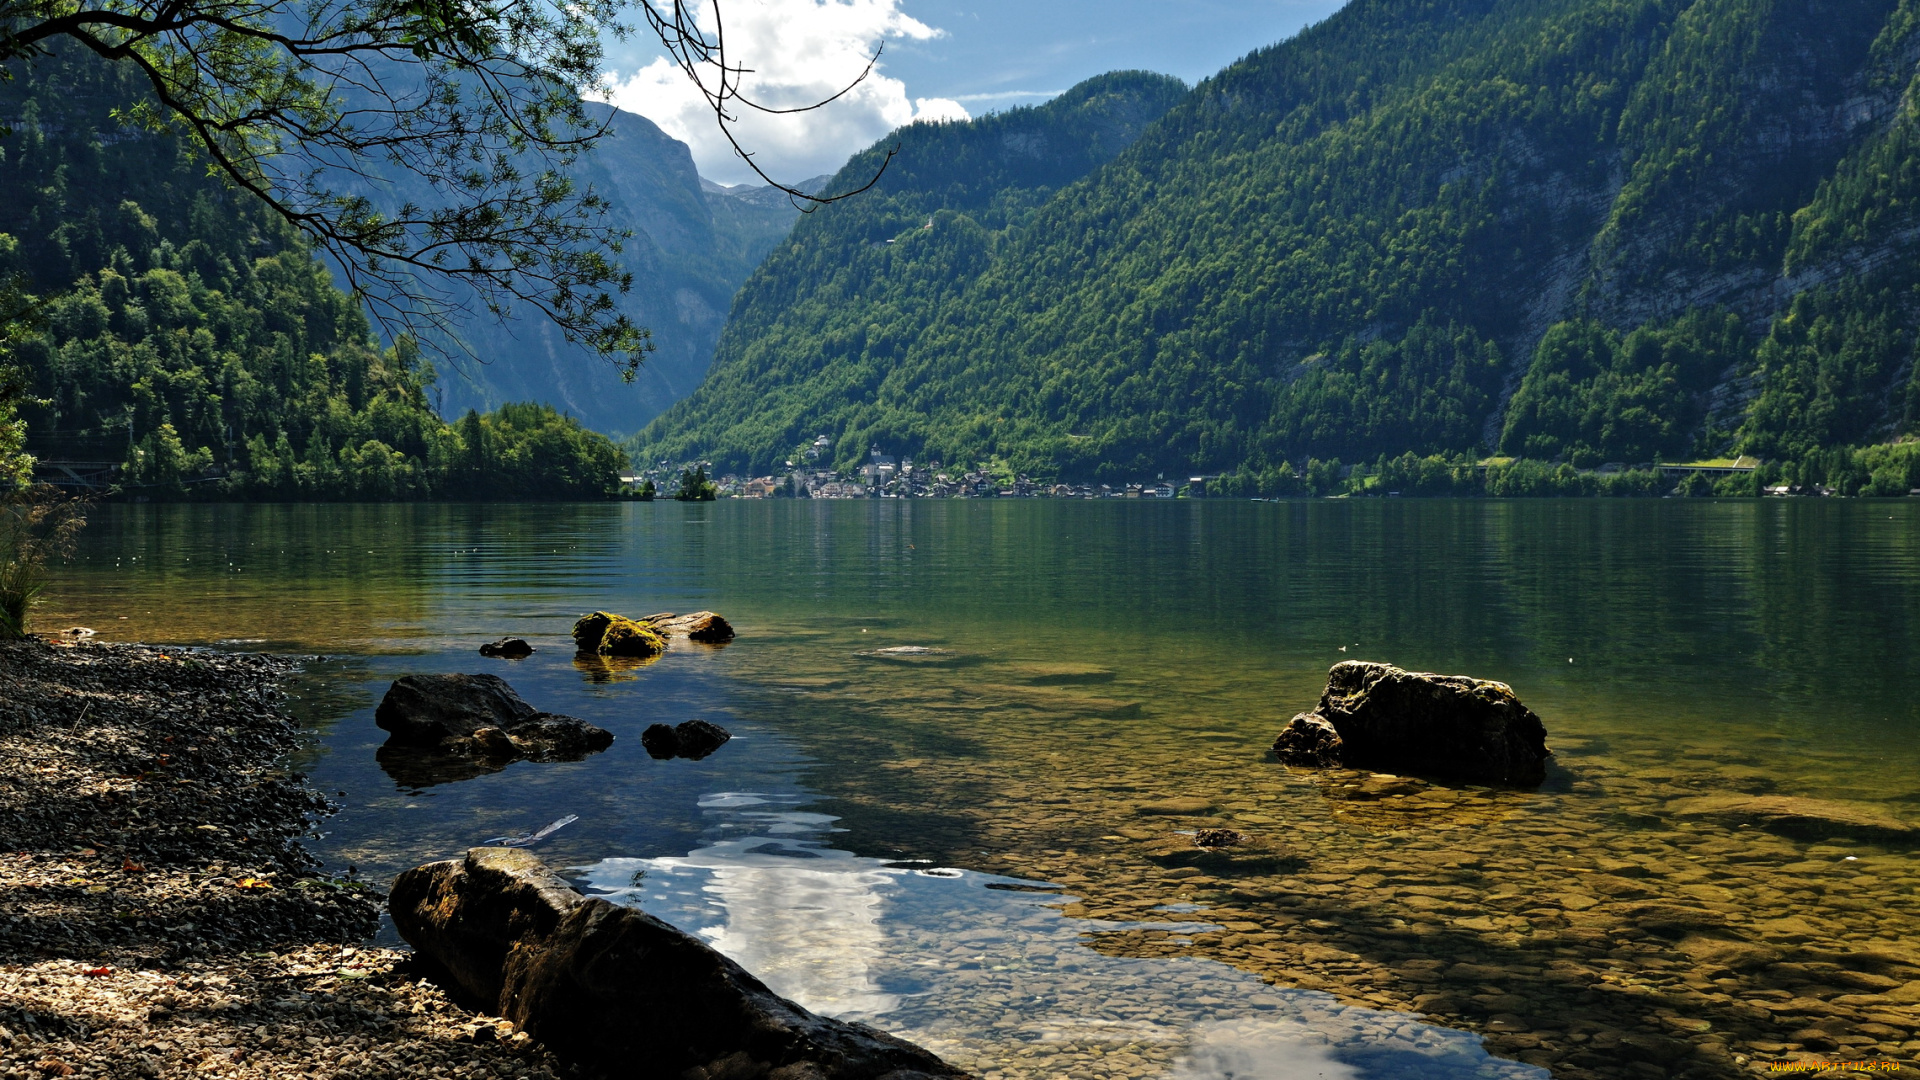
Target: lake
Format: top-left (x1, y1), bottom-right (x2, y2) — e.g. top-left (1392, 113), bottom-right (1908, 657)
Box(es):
top-left (39, 499), bottom-right (1920, 1079)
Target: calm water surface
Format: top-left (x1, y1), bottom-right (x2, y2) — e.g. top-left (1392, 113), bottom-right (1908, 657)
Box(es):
top-left (39, 500), bottom-right (1920, 1079)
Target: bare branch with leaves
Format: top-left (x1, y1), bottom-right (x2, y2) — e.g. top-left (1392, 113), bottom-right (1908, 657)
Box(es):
top-left (0, 0), bottom-right (894, 377)
top-left (637, 0), bottom-right (894, 207)
top-left (1, 0), bottom-right (661, 371)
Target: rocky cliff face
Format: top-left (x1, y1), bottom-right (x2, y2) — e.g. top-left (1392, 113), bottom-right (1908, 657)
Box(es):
top-left (429, 105), bottom-right (801, 438)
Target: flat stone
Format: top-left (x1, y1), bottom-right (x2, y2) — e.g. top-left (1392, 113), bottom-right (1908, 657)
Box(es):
top-left (1675, 936), bottom-right (1783, 972)
top-left (1000, 662), bottom-right (1117, 685)
top-left (1752, 916), bottom-right (1827, 944)
top-left (974, 683), bottom-right (1143, 718)
top-left (1666, 795), bottom-right (1920, 844)
top-left (1136, 798), bottom-right (1216, 816)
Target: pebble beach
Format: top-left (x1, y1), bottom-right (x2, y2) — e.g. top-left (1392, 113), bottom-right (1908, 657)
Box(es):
top-left (0, 641), bottom-right (573, 1080)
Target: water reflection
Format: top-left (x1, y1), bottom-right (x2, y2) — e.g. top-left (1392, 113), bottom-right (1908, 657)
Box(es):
top-left (41, 501), bottom-right (1920, 1074)
top-left (373, 742), bottom-right (514, 788)
top-left (575, 795), bottom-right (1544, 1080)
top-left (573, 651), bottom-right (661, 683)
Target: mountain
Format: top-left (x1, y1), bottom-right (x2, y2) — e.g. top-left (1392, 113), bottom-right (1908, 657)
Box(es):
top-left (633, 0), bottom-right (1920, 481)
top-left (628, 70), bottom-right (1191, 470)
top-left (423, 105), bottom-right (804, 438)
top-left (0, 44), bottom-right (626, 500)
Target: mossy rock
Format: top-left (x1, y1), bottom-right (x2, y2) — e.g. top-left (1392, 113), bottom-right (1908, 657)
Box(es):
top-left (572, 611), bottom-right (668, 657)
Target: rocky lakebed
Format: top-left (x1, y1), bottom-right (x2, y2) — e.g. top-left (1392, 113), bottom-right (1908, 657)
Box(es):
top-left (3, 630), bottom-right (1919, 1080)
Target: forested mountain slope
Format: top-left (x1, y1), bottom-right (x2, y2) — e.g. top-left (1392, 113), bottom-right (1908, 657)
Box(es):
top-left (635, 0), bottom-right (1920, 482)
top-left (0, 45), bottom-right (624, 499)
top-left (629, 71), bottom-right (1191, 469)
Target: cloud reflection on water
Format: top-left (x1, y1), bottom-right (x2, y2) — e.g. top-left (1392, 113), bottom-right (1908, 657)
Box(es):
top-left (573, 793), bottom-right (1546, 1080)
top-left (1167, 1021), bottom-right (1360, 1080)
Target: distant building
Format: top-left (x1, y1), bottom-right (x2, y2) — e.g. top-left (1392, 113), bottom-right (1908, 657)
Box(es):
top-left (741, 477), bottom-right (778, 498)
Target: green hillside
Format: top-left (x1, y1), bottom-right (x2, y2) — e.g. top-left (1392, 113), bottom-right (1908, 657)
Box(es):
top-left (634, 0), bottom-right (1920, 485)
top-left (0, 45), bottom-right (624, 500)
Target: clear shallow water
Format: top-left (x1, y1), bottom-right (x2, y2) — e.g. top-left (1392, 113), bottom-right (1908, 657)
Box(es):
top-left (576, 793), bottom-right (1543, 1080)
top-left (38, 500), bottom-right (1920, 1078)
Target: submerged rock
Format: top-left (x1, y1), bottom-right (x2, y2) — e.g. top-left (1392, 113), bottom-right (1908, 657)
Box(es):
top-left (1142, 830), bottom-right (1304, 877)
top-left (571, 611), bottom-right (667, 658)
top-left (1666, 794), bottom-right (1919, 844)
top-left (1001, 661), bottom-right (1117, 686)
top-left (643, 611), bottom-right (736, 643)
top-left (389, 848), bottom-right (966, 1080)
top-left (1273, 662), bottom-right (1550, 785)
top-left (478, 637), bottom-right (534, 659)
top-left (373, 674), bottom-right (612, 781)
top-left (640, 719), bottom-right (732, 761)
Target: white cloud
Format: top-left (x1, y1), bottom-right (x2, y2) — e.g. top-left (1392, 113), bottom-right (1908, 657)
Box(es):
top-left (601, 0), bottom-right (970, 185)
top-left (951, 89), bottom-right (1067, 103)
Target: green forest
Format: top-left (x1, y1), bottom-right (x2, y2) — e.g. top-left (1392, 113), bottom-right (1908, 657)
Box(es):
top-left (0, 46), bottom-right (626, 500)
top-left (633, 0), bottom-right (1920, 490)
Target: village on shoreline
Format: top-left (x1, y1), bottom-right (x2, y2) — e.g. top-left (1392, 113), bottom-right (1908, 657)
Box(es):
top-left (622, 446), bottom-right (1920, 501)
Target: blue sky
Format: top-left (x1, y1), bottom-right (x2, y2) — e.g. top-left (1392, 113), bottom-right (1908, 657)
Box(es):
top-left (842, 0), bottom-right (1345, 104)
top-left (598, 0), bottom-right (1348, 183)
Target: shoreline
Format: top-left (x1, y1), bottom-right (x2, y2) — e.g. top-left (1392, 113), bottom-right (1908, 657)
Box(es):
top-left (0, 640), bottom-right (572, 1079)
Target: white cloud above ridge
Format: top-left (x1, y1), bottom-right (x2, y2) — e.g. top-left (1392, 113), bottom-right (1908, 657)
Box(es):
top-left (951, 88), bottom-right (1068, 102)
top-left (599, 0), bottom-right (970, 185)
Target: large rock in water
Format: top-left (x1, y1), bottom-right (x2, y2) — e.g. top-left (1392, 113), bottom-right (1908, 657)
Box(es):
top-left (391, 848), bottom-right (967, 1080)
top-left (640, 719), bottom-right (732, 760)
top-left (643, 611), bottom-right (736, 643)
top-left (374, 674), bottom-right (613, 761)
top-left (479, 637), bottom-right (535, 659)
top-left (1272, 662), bottom-right (1550, 785)
top-left (572, 611), bottom-right (668, 657)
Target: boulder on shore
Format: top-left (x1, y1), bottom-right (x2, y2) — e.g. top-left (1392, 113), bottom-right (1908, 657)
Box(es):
top-left (640, 719), bottom-right (732, 760)
top-left (643, 611), bottom-right (736, 643)
top-left (479, 637), bottom-right (534, 659)
top-left (374, 674), bottom-right (612, 764)
top-left (572, 611), bottom-right (668, 658)
top-left (1272, 661), bottom-right (1550, 785)
top-left (390, 848), bottom-right (967, 1080)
